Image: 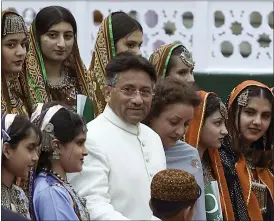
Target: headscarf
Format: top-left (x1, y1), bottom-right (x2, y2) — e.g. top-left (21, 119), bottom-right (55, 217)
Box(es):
top-left (1, 11), bottom-right (31, 116)
top-left (149, 43), bottom-right (195, 80)
top-left (25, 19), bottom-right (93, 105)
top-left (185, 91), bottom-right (234, 221)
top-left (88, 12), bottom-right (142, 116)
top-left (221, 80), bottom-right (273, 220)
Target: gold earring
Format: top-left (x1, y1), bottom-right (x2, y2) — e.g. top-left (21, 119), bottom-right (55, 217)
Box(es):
top-left (52, 146), bottom-right (60, 160)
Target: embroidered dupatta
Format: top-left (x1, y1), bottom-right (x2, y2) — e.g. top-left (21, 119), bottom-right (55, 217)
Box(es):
top-left (225, 80), bottom-right (274, 220)
top-left (185, 91), bottom-right (234, 221)
top-left (88, 14), bottom-right (116, 116)
top-left (26, 20), bottom-right (93, 105)
top-left (149, 43), bottom-right (181, 79)
top-left (1, 11), bottom-right (31, 116)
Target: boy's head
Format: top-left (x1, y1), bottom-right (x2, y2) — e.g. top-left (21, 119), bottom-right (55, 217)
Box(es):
top-left (150, 169), bottom-right (201, 221)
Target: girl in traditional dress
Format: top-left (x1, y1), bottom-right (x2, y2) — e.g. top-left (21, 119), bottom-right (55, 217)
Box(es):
top-left (26, 6), bottom-right (93, 108)
top-left (149, 43), bottom-right (195, 83)
top-left (1, 11), bottom-right (31, 116)
top-left (144, 77), bottom-right (206, 221)
top-left (89, 11), bottom-right (143, 115)
top-left (185, 91), bottom-right (235, 220)
top-left (31, 104), bottom-right (90, 220)
top-left (220, 80), bottom-right (274, 220)
top-left (1, 114), bottom-right (41, 218)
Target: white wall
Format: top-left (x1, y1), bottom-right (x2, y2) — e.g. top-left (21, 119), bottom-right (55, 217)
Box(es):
top-left (2, 1), bottom-right (273, 74)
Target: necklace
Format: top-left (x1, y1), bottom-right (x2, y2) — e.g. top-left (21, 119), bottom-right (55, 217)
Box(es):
top-left (41, 168), bottom-right (70, 185)
top-left (41, 168), bottom-right (90, 220)
top-left (47, 67), bottom-right (69, 89)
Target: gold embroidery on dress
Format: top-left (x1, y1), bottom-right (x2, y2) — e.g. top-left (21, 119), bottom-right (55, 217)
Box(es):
top-left (246, 157), bottom-right (268, 214)
top-left (1, 184), bottom-right (30, 218)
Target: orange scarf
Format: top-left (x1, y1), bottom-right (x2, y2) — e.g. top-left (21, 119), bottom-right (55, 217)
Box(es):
top-left (185, 91), bottom-right (234, 220)
top-left (228, 80), bottom-right (274, 220)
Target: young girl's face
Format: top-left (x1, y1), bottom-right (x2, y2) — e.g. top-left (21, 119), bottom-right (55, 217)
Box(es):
top-left (3, 128), bottom-right (39, 178)
top-left (236, 96), bottom-right (272, 143)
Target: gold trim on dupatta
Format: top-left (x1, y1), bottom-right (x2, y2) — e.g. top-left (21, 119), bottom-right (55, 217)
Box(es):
top-left (149, 43), bottom-right (180, 80)
top-left (88, 14), bottom-right (116, 116)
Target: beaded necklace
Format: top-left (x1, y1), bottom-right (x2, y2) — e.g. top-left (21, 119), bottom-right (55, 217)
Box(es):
top-left (41, 168), bottom-right (90, 220)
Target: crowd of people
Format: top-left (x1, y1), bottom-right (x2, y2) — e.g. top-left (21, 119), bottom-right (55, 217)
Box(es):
top-left (1, 5), bottom-right (274, 221)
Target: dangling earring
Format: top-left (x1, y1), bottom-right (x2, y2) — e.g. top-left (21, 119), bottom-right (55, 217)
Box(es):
top-left (52, 144), bottom-right (60, 160)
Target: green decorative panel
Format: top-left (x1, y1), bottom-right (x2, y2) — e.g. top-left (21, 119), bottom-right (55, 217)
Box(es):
top-left (194, 73), bottom-right (274, 101)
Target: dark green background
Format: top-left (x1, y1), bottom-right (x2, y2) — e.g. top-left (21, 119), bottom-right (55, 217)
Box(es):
top-left (194, 73), bottom-right (274, 101)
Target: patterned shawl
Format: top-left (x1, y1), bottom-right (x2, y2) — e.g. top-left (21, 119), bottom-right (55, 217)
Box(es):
top-left (185, 91), bottom-right (234, 221)
top-left (221, 80), bottom-right (273, 220)
top-left (1, 11), bottom-right (31, 116)
top-left (88, 14), bottom-right (116, 116)
top-left (26, 19), bottom-right (93, 105)
top-left (149, 43), bottom-right (181, 79)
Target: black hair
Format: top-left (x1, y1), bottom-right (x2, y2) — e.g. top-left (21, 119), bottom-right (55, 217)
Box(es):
top-left (35, 6), bottom-right (77, 38)
top-left (105, 51), bottom-right (157, 84)
top-left (111, 11), bottom-right (143, 45)
top-left (36, 108), bottom-right (85, 172)
top-left (144, 77), bottom-right (201, 124)
top-left (151, 199), bottom-right (197, 220)
top-left (204, 93), bottom-right (222, 120)
top-left (2, 115), bottom-right (42, 161)
top-left (166, 45), bottom-right (190, 76)
top-left (226, 85), bottom-right (274, 166)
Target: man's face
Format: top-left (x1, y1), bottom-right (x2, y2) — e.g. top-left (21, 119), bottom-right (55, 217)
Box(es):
top-left (106, 69), bottom-right (154, 125)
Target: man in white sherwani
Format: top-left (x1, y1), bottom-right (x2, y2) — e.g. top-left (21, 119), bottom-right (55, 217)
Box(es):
top-left (69, 52), bottom-right (166, 220)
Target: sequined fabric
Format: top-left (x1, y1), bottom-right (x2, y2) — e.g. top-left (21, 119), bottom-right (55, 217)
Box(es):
top-left (1, 184), bottom-right (30, 219)
top-left (219, 141), bottom-right (250, 220)
top-left (202, 152), bottom-right (215, 186)
top-left (1, 72), bottom-right (30, 115)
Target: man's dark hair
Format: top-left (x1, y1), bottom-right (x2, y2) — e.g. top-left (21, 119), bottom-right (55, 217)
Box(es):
top-left (105, 51), bottom-right (157, 86)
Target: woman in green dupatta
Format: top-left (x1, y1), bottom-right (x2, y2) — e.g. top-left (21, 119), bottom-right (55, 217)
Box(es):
top-left (1, 11), bottom-right (31, 116)
top-left (149, 43), bottom-right (195, 83)
top-left (89, 11), bottom-right (143, 116)
top-left (26, 6), bottom-right (93, 108)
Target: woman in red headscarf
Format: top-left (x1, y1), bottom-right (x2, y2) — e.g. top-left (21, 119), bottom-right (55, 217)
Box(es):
top-left (219, 80), bottom-right (274, 220)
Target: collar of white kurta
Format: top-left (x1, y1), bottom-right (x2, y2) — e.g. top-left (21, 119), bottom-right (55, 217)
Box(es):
top-left (103, 105), bottom-right (141, 136)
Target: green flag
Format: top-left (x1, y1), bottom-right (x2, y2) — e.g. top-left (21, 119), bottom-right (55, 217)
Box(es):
top-left (77, 94), bottom-right (95, 124)
top-left (204, 181), bottom-right (223, 221)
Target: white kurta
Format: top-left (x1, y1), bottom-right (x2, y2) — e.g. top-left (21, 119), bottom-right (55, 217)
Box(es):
top-left (68, 105), bottom-right (166, 220)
